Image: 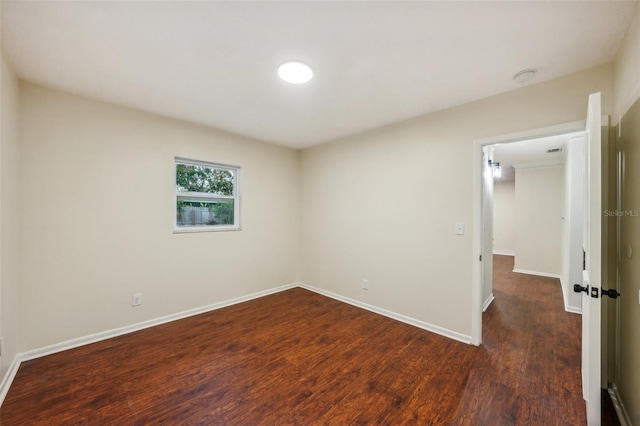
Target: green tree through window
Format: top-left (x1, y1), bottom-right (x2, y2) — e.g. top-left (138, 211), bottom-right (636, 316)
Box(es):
top-left (175, 159), bottom-right (240, 230)
top-left (176, 164), bottom-right (233, 196)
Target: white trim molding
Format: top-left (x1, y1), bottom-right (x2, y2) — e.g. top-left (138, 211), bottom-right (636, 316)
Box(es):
top-left (512, 268), bottom-right (561, 280)
top-left (493, 250), bottom-right (515, 256)
top-left (299, 283), bottom-right (472, 345)
top-left (513, 160), bottom-right (563, 170)
top-left (0, 355), bottom-right (21, 407)
top-left (482, 294), bottom-right (495, 312)
top-left (564, 305), bottom-right (582, 315)
top-left (560, 277), bottom-right (582, 315)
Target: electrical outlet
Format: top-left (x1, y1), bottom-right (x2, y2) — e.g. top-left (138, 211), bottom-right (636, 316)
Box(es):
top-left (362, 279), bottom-right (369, 290)
top-left (132, 293), bottom-right (142, 306)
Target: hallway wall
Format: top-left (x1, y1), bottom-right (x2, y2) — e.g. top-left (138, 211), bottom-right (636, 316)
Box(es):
top-left (493, 180), bottom-right (515, 256)
top-left (513, 166), bottom-right (564, 277)
top-left (301, 65), bottom-right (613, 339)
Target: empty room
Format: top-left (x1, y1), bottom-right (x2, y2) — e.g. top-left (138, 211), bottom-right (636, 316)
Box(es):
top-left (1, 1), bottom-right (639, 424)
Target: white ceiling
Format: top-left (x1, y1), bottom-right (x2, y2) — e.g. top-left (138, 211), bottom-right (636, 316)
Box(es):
top-left (492, 134), bottom-right (575, 181)
top-left (1, 1), bottom-right (637, 149)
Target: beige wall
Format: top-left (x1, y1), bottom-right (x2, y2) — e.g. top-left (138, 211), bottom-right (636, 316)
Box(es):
top-left (492, 180), bottom-right (515, 255)
top-left (514, 166), bottom-right (564, 276)
top-left (613, 8), bottom-right (640, 422)
top-left (301, 65), bottom-right (613, 338)
top-left (0, 54), bottom-right (21, 378)
top-left (614, 3), bottom-right (640, 123)
top-left (618, 96), bottom-right (640, 426)
top-left (18, 83), bottom-right (300, 351)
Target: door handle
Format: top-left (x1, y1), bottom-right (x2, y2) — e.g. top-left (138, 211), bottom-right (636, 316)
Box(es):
top-left (573, 284), bottom-right (588, 294)
top-left (601, 288), bottom-right (620, 299)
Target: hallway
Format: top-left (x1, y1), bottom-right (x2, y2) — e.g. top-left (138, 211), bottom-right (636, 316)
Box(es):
top-left (471, 254), bottom-right (586, 424)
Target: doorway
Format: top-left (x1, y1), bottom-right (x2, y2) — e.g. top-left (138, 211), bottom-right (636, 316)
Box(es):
top-left (482, 133), bottom-right (586, 314)
top-left (471, 120), bottom-right (586, 345)
top-left (471, 123), bottom-right (594, 425)
top-left (473, 108), bottom-right (622, 424)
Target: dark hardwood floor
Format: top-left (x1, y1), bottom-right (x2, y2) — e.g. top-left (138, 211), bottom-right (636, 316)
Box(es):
top-left (1, 255), bottom-right (599, 424)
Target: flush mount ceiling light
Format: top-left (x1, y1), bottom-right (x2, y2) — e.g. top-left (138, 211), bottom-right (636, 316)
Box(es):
top-left (513, 68), bottom-right (537, 84)
top-left (278, 61), bottom-right (313, 84)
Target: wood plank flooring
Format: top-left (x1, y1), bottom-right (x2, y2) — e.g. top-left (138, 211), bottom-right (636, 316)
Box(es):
top-left (1, 255), bottom-right (590, 424)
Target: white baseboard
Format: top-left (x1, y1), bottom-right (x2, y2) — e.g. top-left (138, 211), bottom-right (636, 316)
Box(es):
top-left (1, 281), bottom-right (474, 408)
top-left (492, 250), bottom-right (515, 256)
top-left (298, 283), bottom-right (472, 345)
top-left (20, 283), bottom-right (298, 363)
top-left (0, 354), bottom-right (21, 407)
top-left (482, 294), bottom-right (495, 312)
top-left (0, 282), bottom-right (298, 406)
top-left (564, 305), bottom-right (582, 315)
top-left (609, 384), bottom-right (632, 426)
top-left (559, 277), bottom-right (582, 315)
top-left (512, 268), bottom-right (561, 279)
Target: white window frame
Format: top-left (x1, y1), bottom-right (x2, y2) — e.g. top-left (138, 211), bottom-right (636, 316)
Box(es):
top-left (174, 157), bottom-right (241, 233)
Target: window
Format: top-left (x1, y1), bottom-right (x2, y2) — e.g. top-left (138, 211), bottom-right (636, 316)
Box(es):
top-left (175, 157), bottom-right (240, 232)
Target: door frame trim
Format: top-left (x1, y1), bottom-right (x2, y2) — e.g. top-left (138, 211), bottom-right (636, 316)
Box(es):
top-left (471, 120), bottom-right (585, 345)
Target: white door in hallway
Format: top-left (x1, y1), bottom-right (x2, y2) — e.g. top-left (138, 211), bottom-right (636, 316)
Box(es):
top-left (580, 92), bottom-right (602, 424)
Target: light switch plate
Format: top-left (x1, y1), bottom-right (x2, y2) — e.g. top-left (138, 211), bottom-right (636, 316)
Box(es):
top-left (455, 222), bottom-right (464, 235)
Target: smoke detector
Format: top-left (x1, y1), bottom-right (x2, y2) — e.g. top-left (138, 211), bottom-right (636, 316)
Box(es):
top-left (513, 69), bottom-right (537, 84)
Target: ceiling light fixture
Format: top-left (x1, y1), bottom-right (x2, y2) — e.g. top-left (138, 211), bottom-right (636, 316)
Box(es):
top-left (488, 159), bottom-right (502, 178)
top-left (492, 162), bottom-right (502, 178)
top-left (513, 68), bottom-right (537, 84)
top-left (278, 61), bottom-right (313, 84)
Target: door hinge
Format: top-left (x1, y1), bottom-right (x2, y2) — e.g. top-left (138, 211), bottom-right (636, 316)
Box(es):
top-left (479, 255), bottom-right (482, 261)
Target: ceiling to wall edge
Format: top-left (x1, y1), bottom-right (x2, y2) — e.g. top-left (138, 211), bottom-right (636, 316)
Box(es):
top-left (491, 130), bottom-right (586, 181)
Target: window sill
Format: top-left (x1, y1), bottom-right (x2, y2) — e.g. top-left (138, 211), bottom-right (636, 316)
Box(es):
top-left (173, 226), bottom-right (241, 234)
